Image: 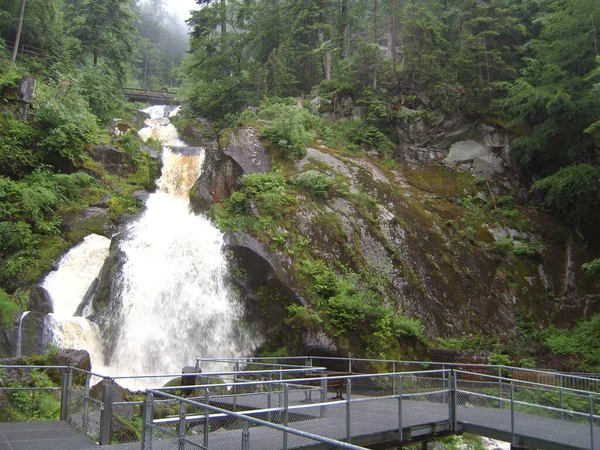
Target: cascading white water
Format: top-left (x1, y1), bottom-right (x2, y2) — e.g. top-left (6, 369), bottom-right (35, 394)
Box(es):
top-left (15, 311), bottom-right (29, 357)
top-left (46, 105), bottom-right (257, 389)
top-left (42, 234), bottom-right (111, 367)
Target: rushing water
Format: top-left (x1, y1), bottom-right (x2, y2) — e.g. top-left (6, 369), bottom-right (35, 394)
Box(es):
top-left (44, 105), bottom-right (257, 388)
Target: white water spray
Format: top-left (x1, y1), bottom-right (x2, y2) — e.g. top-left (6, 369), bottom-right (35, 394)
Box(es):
top-left (42, 234), bottom-right (110, 367)
top-left (15, 311), bottom-right (29, 357)
top-left (47, 105), bottom-right (257, 389)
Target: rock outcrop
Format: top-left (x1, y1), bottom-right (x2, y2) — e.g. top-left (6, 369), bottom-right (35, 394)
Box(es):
top-left (89, 145), bottom-right (135, 176)
top-left (194, 116), bottom-right (599, 358)
top-left (190, 127), bottom-right (270, 213)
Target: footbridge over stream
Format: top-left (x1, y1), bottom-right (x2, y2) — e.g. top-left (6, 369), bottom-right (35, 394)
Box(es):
top-left (1, 356), bottom-right (600, 449)
top-left (122, 88), bottom-right (178, 105)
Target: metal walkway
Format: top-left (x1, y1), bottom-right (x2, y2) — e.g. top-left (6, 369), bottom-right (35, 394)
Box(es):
top-left (2, 357), bottom-right (600, 449)
top-left (0, 421), bottom-right (96, 450)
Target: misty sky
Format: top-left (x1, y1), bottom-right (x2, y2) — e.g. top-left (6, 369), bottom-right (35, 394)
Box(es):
top-left (165, 0), bottom-right (199, 23)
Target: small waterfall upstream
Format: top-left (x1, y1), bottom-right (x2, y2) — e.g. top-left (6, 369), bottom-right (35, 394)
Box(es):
top-left (44, 106), bottom-right (257, 388)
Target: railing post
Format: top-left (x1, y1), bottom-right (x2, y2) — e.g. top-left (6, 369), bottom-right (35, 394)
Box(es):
top-left (393, 363), bottom-right (397, 395)
top-left (195, 359), bottom-right (200, 374)
top-left (348, 354), bottom-right (352, 373)
top-left (233, 371), bottom-right (238, 411)
top-left (510, 382), bottom-right (515, 442)
top-left (397, 374), bottom-right (403, 442)
top-left (590, 395), bottom-right (595, 450)
top-left (204, 389), bottom-right (210, 449)
top-left (83, 373), bottom-right (90, 436)
top-left (560, 377), bottom-right (565, 421)
top-left (60, 367), bottom-right (72, 421)
top-left (268, 377), bottom-right (273, 423)
top-left (178, 401), bottom-right (186, 450)
top-left (449, 370), bottom-right (456, 432)
top-left (99, 378), bottom-right (114, 445)
top-left (241, 421), bottom-right (250, 450)
top-left (320, 377), bottom-right (327, 418)
top-left (141, 392), bottom-right (154, 450)
top-left (346, 378), bottom-right (352, 443)
top-left (283, 383), bottom-right (289, 450)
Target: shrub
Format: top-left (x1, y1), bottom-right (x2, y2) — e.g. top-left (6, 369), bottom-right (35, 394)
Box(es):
top-left (293, 171), bottom-right (333, 197)
top-left (532, 164), bottom-right (600, 234)
top-left (258, 102), bottom-right (321, 159)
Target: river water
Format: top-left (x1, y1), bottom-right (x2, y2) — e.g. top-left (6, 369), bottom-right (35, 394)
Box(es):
top-left (42, 106), bottom-right (257, 389)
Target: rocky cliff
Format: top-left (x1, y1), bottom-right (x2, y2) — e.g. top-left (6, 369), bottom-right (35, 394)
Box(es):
top-left (190, 113), bottom-right (600, 360)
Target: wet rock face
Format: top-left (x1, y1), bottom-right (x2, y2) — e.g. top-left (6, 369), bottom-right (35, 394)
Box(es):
top-left (89, 145), bottom-right (135, 175)
top-left (19, 313), bottom-right (54, 357)
top-left (22, 285), bottom-right (54, 314)
top-left (61, 207), bottom-right (115, 244)
top-left (225, 232), bottom-right (304, 347)
top-left (190, 128), bottom-right (271, 213)
top-left (87, 232), bottom-right (129, 360)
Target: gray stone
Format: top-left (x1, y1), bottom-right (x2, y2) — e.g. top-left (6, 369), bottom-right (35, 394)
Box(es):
top-left (89, 145), bottom-right (135, 175)
top-left (51, 348), bottom-right (91, 372)
top-left (18, 76), bottom-right (36, 103)
top-left (22, 285), bottom-right (53, 314)
top-left (302, 330), bottom-right (337, 355)
top-left (471, 154), bottom-right (505, 178)
top-left (61, 207), bottom-right (115, 242)
top-left (444, 140), bottom-right (491, 164)
top-left (19, 312), bottom-right (54, 357)
top-left (190, 128), bottom-right (270, 213)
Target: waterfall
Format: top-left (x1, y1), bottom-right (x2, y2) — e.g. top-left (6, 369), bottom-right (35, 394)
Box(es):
top-left (15, 311), bottom-right (29, 357)
top-left (42, 234), bottom-right (111, 368)
top-left (46, 105), bottom-right (257, 389)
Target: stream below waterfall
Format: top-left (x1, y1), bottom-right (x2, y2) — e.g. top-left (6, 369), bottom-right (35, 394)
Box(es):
top-left (41, 106), bottom-right (257, 389)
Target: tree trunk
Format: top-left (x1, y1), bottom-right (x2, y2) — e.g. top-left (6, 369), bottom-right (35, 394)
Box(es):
top-left (93, 48), bottom-right (99, 66)
top-left (10, 0), bottom-right (27, 63)
top-left (221, 0), bottom-right (227, 47)
top-left (390, 0), bottom-right (397, 79)
top-left (373, 0), bottom-right (378, 41)
top-left (341, 0), bottom-right (350, 58)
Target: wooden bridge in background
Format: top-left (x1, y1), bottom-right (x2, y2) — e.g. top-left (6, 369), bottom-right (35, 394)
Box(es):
top-left (122, 88), bottom-right (178, 105)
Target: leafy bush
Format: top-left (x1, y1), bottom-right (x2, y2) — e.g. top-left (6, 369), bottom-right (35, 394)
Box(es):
top-left (545, 315), bottom-right (600, 371)
top-left (258, 102), bottom-right (321, 159)
top-left (293, 171), bottom-right (333, 197)
top-left (532, 164), bottom-right (600, 235)
top-left (582, 258), bottom-right (600, 275)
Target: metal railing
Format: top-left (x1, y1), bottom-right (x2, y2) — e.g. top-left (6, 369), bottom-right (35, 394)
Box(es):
top-left (196, 356), bottom-right (600, 393)
top-left (143, 369), bottom-right (451, 449)
top-left (3, 359), bottom-right (600, 449)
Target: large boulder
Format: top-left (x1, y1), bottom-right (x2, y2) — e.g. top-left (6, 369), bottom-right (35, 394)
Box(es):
top-left (190, 127), bottom-right (270, 213)
top-left (19, 312), bottom-right (54, 357)
top-left (22, 285), bottom-right (53, 314)
top-left (51, 348), bottom-right (92, 372)
top-left (61, 207), bottom-right (115, 243)
top-left (89, 145), bottom-right (134, 175)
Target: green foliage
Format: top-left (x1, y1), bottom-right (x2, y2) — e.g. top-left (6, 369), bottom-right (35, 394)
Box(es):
top-left (35, 80), bottom-right (100, 164)
top-left (0, 171), bottom-right (97, 292)
top-left (0, 113), bottom-right (37, 178)
top-left (582, 258), bottom-right (600, 275)
top-left (532, 164), bottom-right (600, 234)
top-left (545, 314), bottom-right (600, 371)
top-left (0, 288), bottom-right (20, 328)
top-left (300, 259), bottom-right (424, 356)
top-left (259, 101), bottom-right (321, 159)
top-left (324, 120), bottom-right (394, 154)
top-left (183, 77), bottom-right (258, 121)
top-left (293, 171), bottom-right (333, 197)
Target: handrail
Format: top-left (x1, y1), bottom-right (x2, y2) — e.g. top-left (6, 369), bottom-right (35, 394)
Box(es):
top-left (145, 388), bottom-right (367, 449)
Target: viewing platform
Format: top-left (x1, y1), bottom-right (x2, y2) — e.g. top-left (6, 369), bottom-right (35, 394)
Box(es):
top-left (1, 356), bottom-right (599, 449)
